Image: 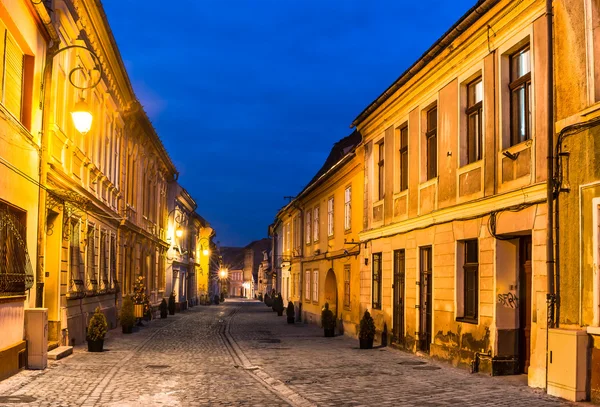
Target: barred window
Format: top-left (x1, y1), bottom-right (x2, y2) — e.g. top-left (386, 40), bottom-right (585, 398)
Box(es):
top-left (305, 269), bottom-right (311, 300)
top-left (0, 203), bottom-right (33, 296)
top-left (86, 225), bottom-right (97, 292)
top-left (69, 220), bottom-right (84, 293)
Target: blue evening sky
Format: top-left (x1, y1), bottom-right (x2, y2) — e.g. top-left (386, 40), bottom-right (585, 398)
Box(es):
top-left (102, 0), bottom-right (476, 247)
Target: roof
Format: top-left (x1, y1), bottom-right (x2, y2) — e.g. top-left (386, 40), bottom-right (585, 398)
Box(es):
top-left (351, 0), bottom-right (498, 128)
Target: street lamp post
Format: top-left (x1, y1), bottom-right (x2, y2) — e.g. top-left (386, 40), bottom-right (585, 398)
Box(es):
top-left (36, 43), bottom-right (103, 307)
top-left (219, 267), bottom-right (228, 298)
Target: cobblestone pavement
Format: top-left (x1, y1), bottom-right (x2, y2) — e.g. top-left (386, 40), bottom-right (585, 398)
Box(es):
top-left (0, 299), bottom-right (578, 406)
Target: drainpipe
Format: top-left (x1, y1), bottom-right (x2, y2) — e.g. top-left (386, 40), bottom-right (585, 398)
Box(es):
top-left (545, 0), bottom-right (555, 392)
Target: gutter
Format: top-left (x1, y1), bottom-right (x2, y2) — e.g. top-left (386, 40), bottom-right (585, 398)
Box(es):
top-left (350, 0), bottom-right (499, 128)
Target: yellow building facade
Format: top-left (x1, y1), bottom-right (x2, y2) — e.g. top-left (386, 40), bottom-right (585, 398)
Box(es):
top-left (353, 0), bottom-right (551, 388)
top-left (0, 0), bottom-right (48, 381)
top-left (275, 130), bottom-right (364, 333)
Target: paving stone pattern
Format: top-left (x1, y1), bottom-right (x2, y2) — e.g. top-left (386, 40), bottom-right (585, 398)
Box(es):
top-left (0, 300), bottom-right (576, 406)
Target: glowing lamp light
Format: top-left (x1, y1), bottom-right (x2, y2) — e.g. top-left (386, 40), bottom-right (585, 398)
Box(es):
top-left (175, 228), bottom-right (183, 238)
top-left (219, 268), bottom-right (228, 279)
top-left (203, 248), bottom-right (210, 256)
top-left (71, 98), bottom-right (93, 135)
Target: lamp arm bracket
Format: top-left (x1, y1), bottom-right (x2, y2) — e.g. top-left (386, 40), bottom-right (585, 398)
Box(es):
top-left (51, 45), bottom-right (103, 91)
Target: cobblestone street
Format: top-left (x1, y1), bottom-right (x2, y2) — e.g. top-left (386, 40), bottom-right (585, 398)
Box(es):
top-left (0, 300), bottom-right (575, 407)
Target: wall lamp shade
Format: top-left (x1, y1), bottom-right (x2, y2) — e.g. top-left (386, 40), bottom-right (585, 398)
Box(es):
top-left (175, 228), bottom-right (183, 238)
top-left (203, 248), bottom-right (210, 256)
top-left (71, 98), bottom-right (93, 134)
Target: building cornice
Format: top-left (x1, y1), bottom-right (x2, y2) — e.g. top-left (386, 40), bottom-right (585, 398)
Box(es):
top-left (359, 183), bottom-right (547, 241)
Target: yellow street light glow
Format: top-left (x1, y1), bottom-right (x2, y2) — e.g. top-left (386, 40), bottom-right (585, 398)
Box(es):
top-left (71, 98), bottom-right (93, 135)
top-left (175, 228), bottom-right (183, 238)
top-left (203, 248), bottom-right (210, 256)
top-left (219, 268), bottom-right (228, 279)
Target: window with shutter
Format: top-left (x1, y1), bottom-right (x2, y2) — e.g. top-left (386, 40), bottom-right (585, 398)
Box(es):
top-left (0, 23), bottom-right (24, 121)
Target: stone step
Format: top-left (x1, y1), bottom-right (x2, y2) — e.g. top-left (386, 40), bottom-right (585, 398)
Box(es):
top-left (47, 341), bottom-right (59, 352)
top-left (47, 346), bottom-right (73, 360)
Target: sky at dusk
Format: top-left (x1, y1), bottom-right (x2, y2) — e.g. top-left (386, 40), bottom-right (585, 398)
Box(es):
top-left (101, 0), bottom-right (476, 247)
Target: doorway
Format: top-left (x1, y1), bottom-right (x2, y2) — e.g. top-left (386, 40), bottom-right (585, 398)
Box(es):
top-left (393, 249), bottom-right (406, 345)
top-left (419, 247), bottom-right (433, 353)
top-left (518, 236), bottom-right (532, 374)
top-left (324, 268), bottom-right (338, 317)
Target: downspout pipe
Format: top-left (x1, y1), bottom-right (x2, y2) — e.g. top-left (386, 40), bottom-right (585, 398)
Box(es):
top-left (545, 0), bottom-right (555, 393)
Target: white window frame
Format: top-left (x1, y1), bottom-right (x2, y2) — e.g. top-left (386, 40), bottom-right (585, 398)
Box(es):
top-left (313, 206), bottom-right (320, 242)
top-left (305, 210), bottom-right (311, 245)
top-left (305, 269), bottom-right (311, 301)
top-left (344, 186), bottom-right (352, 231)
top-left (312, 269), bottom-right (319, 303)
top-left (327, 197), bottom-right (334, 237)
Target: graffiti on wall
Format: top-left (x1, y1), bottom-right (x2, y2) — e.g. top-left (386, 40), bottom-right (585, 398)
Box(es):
top-left (497, 292), bottom-right (519, 308)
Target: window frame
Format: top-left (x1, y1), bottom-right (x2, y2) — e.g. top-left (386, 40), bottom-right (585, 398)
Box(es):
top-left (377, 141), bottom-right (385, 200)
top-left (312, 269), bottom-right (319, 303)
top-left (426, 106), bottom-right (438, 180)
top-left (305, 269), bottom-right (311, 301)
top-left (466, 77), bottom-right (483, 164)
top-left (344, 186), bottom-right (352, 231)
top-left (399, 124), bottom-right (409, 191)
top-left (344, 264), bottom-right (351, 309)
top-left (372, 252), bottom-right (382, 310)
top-left (305, 209), bottom-right (311, 245)
top-left (509, 45), bottom-right (532, 147)
top-left (313, 206), bottom-right (320, 242)
top-left (457, 239), bottom-right (479, 323)
top-left (327, 197), bottom-right (334, 238)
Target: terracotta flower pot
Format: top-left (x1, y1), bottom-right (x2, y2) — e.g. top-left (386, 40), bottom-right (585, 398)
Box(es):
top-left (87, 338), bottom-right (104, 352)
top-left (122, 325), bottom-right (133, 334)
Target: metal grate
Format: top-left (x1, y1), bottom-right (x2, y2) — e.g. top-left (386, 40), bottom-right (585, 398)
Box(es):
top-left (0, 205), bottom-right (34, 296)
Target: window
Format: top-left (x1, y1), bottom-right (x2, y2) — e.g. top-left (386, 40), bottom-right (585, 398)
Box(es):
top-left (305, 269), bottom-right (311, 300)
top-left (510, 46), bottom-right (531, 146)
top-left (99, 231), bottom-right (107, 290)
top-left (372, 252), bottom-right (382, 309)
top-left (377, 142), bottom-right (385, 200)
top-left (344, 186), bottom-right (351, 231)
top-left (293, 216), bottom-right (301, 254)
top-left (305, 210), bottom-right (311, 245)
top-left (312, 270), bottom-right (319, 302)
top-left (399, 125), bottom-right (408, 191)
top-left (466, 78), bottom-right (483, 163)
top-left (0, 21), bottom-right (24, 121)
top-left (458, 239), bottom-right (479, 322)
top-left (344, 264), bottom-right (351, 309)
top-left (313, 206), bottom-right (319, 242)
top-left (327, 197), bottom-right (334, 237)
top-left (0, 203), bottom-right (33, 296)
top-left (69, 220), bottom-right (83, 290)
top-left (426, 107), bottom-right (438, 179)
top-left (285, 223), bottom-right (290, 253)
top-left (86, 226), bottom-right (97, 291)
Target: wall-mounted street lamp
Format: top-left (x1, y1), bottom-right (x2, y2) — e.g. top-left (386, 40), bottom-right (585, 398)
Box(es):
top-left (199, 237), bottom-right (210, 257)
top-left (50, 45), bottom-right (103, 135)
top-left (167, 207), bottom-right (186, 244)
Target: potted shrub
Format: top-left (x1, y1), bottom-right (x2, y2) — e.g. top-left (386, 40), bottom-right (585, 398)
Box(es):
top-left (271, 293), bottom-right (279, 312)
top-left (273, 294), bottom-right (284, 316)
top-left (264, 294), bottom-right (272, 307)
top-left (213, 294), bottom-right (220, 305)
top-left (168, 291), bottom-right (176, 315)
top-left (359, 310), bottom-right (376, 349)
top-left (159, 298), bottom-right (168, 319)
top-left (220, 292), bottom-right (225, 302)
top-left (286, 301), bottom-right (295, 324)
top-left (87, 307), bottom-right (107, 352)
top-left (120, 296), bottom-right (135, 334)
top-left (321, 303), bottom-right (335, 337)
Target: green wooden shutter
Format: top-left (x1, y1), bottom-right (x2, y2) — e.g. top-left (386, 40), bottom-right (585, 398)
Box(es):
top-left (4, 31), bottom-right (23, 120)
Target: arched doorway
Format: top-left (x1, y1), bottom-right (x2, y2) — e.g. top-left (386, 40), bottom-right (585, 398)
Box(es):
top-left (324, 268), bottom-right (338, 317)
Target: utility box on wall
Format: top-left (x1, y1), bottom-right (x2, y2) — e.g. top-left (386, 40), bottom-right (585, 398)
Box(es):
top-left (547, 328), bottom-right (588, 401)
top-left (24, 308), bottom-right (48, 370)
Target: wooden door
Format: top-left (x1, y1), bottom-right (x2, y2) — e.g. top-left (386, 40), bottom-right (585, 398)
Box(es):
top-left (519, 236), bottom-right (532, 373)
